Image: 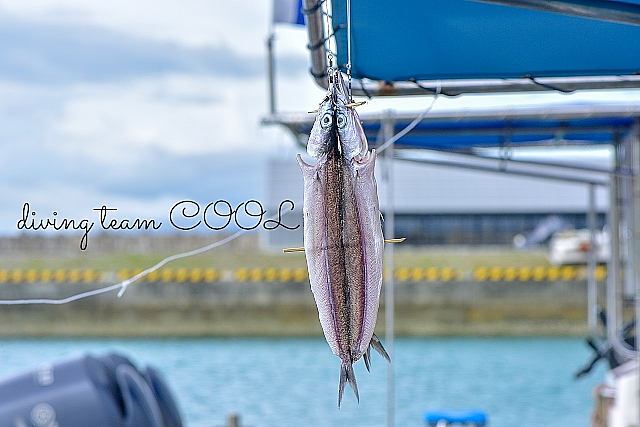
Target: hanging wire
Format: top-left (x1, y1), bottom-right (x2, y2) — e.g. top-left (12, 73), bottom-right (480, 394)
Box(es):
top-left (346, 0), bottom-right (353, 100)
top-left (376, 82), bottom-right (442, 154)
top-left (524, 74), bottom-right (574, 93)
top-left (0, 230), bottom-right (247, 305)
top-left (408, 78), bottom-right (450, 97)
top-left (324, 0), bottom-right (335, 71)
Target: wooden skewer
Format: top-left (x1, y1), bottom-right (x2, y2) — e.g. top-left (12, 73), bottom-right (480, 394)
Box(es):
top-left (384, 237), bottom-right (406, 244)
top-left (344, 101), bottom-right (367, 108)
top-left (283, 237), bottom-right (406, 253)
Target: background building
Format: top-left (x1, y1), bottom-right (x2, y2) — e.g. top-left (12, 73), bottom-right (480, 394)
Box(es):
top-left (261, 152), bottom-right (609, 248)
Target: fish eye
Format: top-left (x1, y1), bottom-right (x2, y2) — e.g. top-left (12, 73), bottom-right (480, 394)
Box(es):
top-left (320, 112), bottom-right (333, 128)
top-left (337, 112), bottom-right (347, 128)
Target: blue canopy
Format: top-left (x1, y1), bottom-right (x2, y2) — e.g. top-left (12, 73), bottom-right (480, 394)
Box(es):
top-left (333, 0), bottom-right (640, 81)
top-left (303, 0), bottom-right (640, 95)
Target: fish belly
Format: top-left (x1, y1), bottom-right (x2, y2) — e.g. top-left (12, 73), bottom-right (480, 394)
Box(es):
top-left (297, 146), bottom-right (383, 363)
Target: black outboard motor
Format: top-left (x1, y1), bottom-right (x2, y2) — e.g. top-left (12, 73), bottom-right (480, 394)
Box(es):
top-left (0, 352), bottom-right (183, 427)
top-left (575, 308), bottom-right (637, 379)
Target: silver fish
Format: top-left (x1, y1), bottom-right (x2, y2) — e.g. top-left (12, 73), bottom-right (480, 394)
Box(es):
top-left (334, 72), bottom-right (368, 160)
top-left (297, 70), bottom-right (389, 407)
top-left (307, 93), bottom-right (334, 158)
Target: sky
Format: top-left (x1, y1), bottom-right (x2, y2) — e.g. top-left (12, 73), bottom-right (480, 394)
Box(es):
top-left (0, 0), bottom-right (325, 239)
top-left (2, 0), bottom-right (640, 243)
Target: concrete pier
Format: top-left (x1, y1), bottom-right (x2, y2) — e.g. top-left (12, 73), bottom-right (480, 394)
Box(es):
top-left (0, 273), bottom-right (594, 337)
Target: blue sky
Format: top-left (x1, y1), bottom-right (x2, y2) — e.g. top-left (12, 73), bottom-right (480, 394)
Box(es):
top-left (3, 0), bottom-right (640, 241)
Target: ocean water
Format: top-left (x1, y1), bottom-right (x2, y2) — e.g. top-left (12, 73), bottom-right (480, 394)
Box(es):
top-left (0, 337), bottom-right (607, 427)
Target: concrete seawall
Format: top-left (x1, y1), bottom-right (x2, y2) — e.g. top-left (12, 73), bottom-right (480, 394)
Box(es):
top-left (0, 276), bottom-right (594, 337)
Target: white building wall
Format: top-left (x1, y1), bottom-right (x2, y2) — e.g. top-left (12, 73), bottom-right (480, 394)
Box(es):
top-left (260, 154), bottom-right (609, 248)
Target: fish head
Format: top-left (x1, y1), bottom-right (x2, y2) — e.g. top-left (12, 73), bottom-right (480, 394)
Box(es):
top-left (333, 70), bottom-right (351, 105)
top-left (333, 71), bottom-right (368, 160)
top-left (307, 91), bottom-right (336, 158)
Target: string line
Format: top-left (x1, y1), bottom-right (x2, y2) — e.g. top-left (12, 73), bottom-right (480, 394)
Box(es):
top-left (346, 0), bottom-right (352, 99)
top-left (0, 220), bottom-right (277, 305)
top-left (376, 82), bottom-right (441, 154)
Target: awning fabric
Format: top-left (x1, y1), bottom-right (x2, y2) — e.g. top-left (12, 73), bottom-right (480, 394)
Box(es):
top-left (331, 0), bottom-right (640, 82)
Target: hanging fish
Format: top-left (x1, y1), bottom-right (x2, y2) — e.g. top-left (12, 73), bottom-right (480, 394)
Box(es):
top-left (297, 70), bottom-right (389, 407)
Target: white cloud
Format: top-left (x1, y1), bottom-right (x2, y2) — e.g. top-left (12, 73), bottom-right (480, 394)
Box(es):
top-left (0, 0), bottom-right (276, 54)
top-left (5, 0), bottom-right (639, 240)
top-left (0, 2), bottom-right (318, 235)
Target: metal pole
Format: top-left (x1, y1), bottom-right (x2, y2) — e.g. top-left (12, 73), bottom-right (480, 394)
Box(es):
top-left (632, 127), bottom-right (640, 425)
top-left (607, 143), bottom-right (623, 349)
top-left (267, 33), bottom-right (276, 115)
top-left (607, 139), bottom-right (636, 361)
top-left (587, 183), bottom-right (601, 339)
top-left (383, 111), bottom-right (395, 427)
top-left (303, 0), bottom-right (329, 88)
top-left (622, 134), bottom-right (635, 299)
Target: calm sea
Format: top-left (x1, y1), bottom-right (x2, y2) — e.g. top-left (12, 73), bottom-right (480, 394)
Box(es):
top-left (0, 337), bottom-right (606, 427)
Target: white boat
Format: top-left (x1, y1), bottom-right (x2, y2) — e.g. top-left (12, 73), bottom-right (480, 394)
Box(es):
top-left (547, 229), bottom-right (610, 265)
top-left (592, 361), bottom-right (639, 427)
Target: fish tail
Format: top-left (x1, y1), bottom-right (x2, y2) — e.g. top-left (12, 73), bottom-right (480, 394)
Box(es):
top-left (363, 346), bottom-right (371, 372)
top-left (371, 333), bottom-right (391, 363)
top-left (338, 361), bottom-right (359, 407)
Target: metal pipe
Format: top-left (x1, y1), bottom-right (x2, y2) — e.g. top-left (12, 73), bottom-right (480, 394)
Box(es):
top-left (267, 33), bottom-right (276, 115)
top-left (321, 75), bottom-right (640, 97)
top-left (607, 155), bottom-right (622, 354)
top-left (607, 140), bottom-right (637, 361)
top-left (587, 183), bottom-right (602, 339)
top-left (633, 126), bottom-right (640, 426)
top-left (263, 104), bottom-right (640, 146)
top-left (263, 103), bottom-right (640, 129)
top-left (473, 0), bottom-right (640, 27)
top-left (383, 111), bottom-right (395, 427)
top-left (467, 150), bottom-right (622, 177)
top-left (427, 145), bottom-right (618, 176)
top-left (394, 152), bottom-right (609, 186)
top-left (622, 133), bottom-right (636, 298)
top-left (303, 0), bottom-right (328, 88)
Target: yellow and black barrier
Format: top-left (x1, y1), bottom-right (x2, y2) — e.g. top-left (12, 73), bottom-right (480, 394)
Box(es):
top-left (393, 267), bottom-right (463, 282)
top-left (0, 266), bottom-right (607, 284)
top-left (471, 265), bottom-right (607, 282)
top-left (0, 269), bottom-right (103, 284)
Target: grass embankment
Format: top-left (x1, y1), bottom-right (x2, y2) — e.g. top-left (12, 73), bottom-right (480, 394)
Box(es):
top-left (1, 239), bottom-right (581, 336)
top-left (0, 246), bottom-right (550, 272)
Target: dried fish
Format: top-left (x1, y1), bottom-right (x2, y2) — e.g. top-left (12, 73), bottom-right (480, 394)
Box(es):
top-left (297, 70), bottom-right (389, 407)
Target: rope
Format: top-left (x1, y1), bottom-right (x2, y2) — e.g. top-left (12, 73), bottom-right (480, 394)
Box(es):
top-left (0, 206), bottom-right (292, 305)
top-left (376, 82), bottom-right (441, 154)
top-left (115, 228), bottom-right (246, 297)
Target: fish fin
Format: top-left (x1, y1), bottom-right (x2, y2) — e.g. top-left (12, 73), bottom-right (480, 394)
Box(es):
top-left (338, 362), bottom-right (359, 407)
top-left (297, 153), bottom-right (324, 181)
top-left (363, 346), bottom-right (371, 372)
top-left (371, 333), bottom-right (391, 363)
top-left (296, 153), bottom-right (311, 168)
